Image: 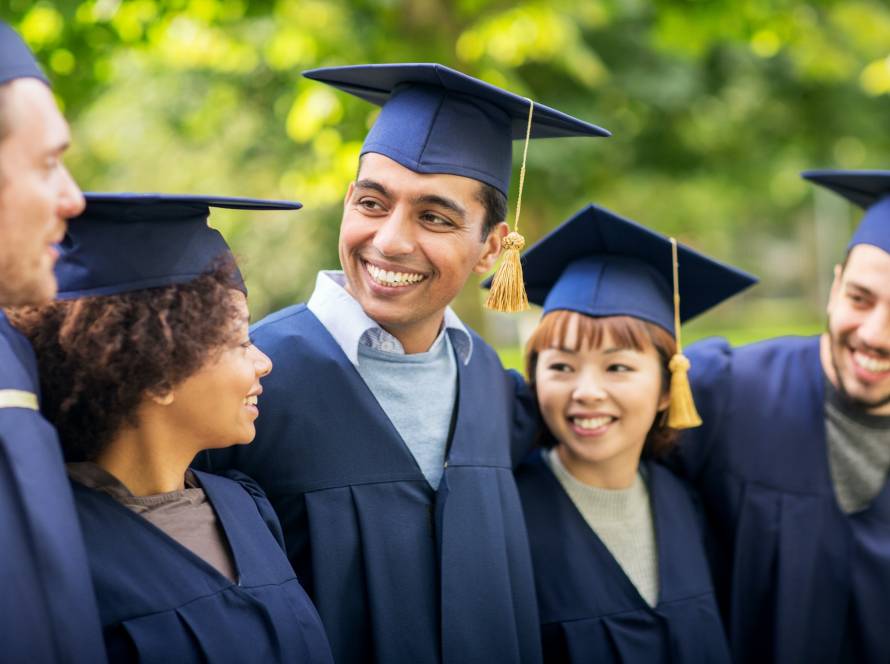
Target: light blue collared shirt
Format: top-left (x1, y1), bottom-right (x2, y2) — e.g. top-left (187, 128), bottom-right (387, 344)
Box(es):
top-left (306, 271), bottom-right (473, 367)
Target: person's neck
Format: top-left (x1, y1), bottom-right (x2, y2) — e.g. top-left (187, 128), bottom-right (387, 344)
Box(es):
top-left (555, 445), bottom-right (640, 490)
top-left (379, 315), bottom-right (445, 354)
top-left (96, 419), bottom-right (198, 496)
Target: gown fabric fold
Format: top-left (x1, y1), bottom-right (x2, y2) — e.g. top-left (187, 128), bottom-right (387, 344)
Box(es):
top-left (72, 468), bottom-right (333, 664)
top-left (0, 312), bottom-right (106, 663)
top-left (517, 451), bottom-right (731, 663)
top-left (678, 335), bottom-right (890, 663)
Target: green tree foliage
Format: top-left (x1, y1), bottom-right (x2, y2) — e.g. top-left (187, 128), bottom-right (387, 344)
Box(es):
top-left (4, 0), bottom-right (889, 342)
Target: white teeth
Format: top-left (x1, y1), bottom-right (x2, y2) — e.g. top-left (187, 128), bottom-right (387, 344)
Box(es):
top-left (244, 395), bottom-right (258, 406)
top-left (854, 351), bottom-right (890, 373)
top-left (573, 416), bottom-right (612, 430)
top-left (366, 262), bottom-right (425, 287)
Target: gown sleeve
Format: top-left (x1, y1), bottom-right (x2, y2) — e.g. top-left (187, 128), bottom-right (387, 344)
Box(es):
top-left (670, 336), bottom-right (734, 482)
top-left (507, 368), bottom-right (542, 469)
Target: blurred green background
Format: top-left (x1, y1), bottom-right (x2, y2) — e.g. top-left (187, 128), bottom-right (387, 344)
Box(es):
top-left (6, 0), bottom-right (889, 369)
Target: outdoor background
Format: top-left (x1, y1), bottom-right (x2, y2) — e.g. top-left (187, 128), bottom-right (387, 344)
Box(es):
top-left (5, 0), bottom-right (890, 369)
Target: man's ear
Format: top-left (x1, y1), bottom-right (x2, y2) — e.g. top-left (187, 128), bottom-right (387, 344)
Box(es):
top-left (343, 180), bottom-right (355, 208)
top-left (473, 222), bottom-right (508, 274)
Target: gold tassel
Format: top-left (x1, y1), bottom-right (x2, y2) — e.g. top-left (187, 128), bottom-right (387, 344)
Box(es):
top-left (484, 99), bottom-right (534, 313)
top-left (666, 237), bottom-right (702, 429)
top-left (485, 231), bottom-right (528, 312)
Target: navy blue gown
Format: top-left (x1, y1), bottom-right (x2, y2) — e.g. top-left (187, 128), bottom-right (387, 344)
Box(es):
top-left (0, 312), bottom-right (107, 663)
top-left (198, 304), bottom-right (542, 664)
top-left (72, 468), bottom-right (333, 664)
top-left (677, 335), bottom-right (890, 663)
top-left (517, 451), bottom-right (730, 663)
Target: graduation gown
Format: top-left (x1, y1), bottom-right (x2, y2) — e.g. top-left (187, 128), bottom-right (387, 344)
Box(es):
top-left (72, 468), bottom-right (333, 664)
top-left (198, 304), bottom-right (541, 664)
top-left (516, 452), bottom-right (730, 663)
top-left (0, 312), bottom-right (107, 663)
top-left (678, 335), bottom-right (890, 663)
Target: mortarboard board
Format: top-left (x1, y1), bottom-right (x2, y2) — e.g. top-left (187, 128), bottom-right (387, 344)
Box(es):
top-left (484, 203), bottom-right (757, 428)
top-left (801, 169), bottom-right (890, 255)
top-left (0, 21), bottom-right (49, 87)
top-left (55, 193), bottom-right (301, 299)
top-left (303, 63), bottom-right (610, 197)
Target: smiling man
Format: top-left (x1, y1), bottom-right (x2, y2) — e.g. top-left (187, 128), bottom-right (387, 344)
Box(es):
top-left (0, 21), bottom-right (106, 663)
top-left (199, 63), bottom-right (608, 663)
top-left (675, 170), bottom-right (890, 663)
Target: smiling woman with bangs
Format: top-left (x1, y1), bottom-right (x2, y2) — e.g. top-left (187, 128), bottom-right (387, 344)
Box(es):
top-left (8, 194), bottom-right (333, 664)
top-left (507, 204), bottom-right (756, 663)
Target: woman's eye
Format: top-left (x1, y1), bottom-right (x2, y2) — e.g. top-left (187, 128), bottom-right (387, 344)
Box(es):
top-left (240, 339), bottom-right (254, 349)
top-left (548, 362), bottom-right (573, 373)
top-left (607, 363), bottom-right (633, 373)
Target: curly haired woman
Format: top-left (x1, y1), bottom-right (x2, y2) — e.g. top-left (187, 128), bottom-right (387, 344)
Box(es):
top-left (10, 194), bottom-right (333, 664)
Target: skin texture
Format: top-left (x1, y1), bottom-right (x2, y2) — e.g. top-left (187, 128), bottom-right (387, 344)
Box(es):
top-left (97, 292), bottom-right (273, 495)
top-left (821, 243), bottom-right (890, 416)
top-left (339, 152), bottom-right (506, 353)
top-left (0, 78), bottom-right (83, 306)
top-left (535, 319), bottom-right (670, 490)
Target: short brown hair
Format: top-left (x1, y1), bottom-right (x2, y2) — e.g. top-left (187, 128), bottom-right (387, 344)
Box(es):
top-left (524, 310), bottom-right (680, 458)
top-left (8, 260), bottom-right (243, 462)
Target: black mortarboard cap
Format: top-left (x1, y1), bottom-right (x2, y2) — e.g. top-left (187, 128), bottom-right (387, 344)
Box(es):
top-left (802, 169), bottom-right (890, 255)
top-left (303, 63), bottom-right (610, 196)
top-left (0, 21), bottom-right (49, 87)
top-left (55, 193), bottom-right (301, 299)
top-left (484, 204), bottom-right (757, 334)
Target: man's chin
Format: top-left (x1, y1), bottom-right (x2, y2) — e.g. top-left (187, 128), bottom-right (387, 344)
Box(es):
top-left (836, 376), bottom-right (890, 413)
top-left (0, 278), bottom-right (56, 307)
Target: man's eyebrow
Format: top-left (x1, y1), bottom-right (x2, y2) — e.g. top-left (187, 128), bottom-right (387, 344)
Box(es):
top-left (41, 139), bottom-right (70, 157)
top-left (846, 281), bottom-right (875, 297)
top-left (354, 179), bottom-right (390, 197)
top-left (414, 194), bottom-right (466, 219)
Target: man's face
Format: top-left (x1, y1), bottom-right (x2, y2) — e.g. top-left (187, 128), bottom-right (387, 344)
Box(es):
top-left (339, 153), bottom-right (504, 350)
top-left (0, 78), bottom-right (84, 306)
top-left (823, 243), bottom-right (890, 415)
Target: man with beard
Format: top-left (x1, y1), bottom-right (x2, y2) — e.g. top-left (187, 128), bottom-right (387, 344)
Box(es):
top-left (0, 21), bottom-right (106, 662)
top-left (198, 63), bottom-right (609, 663)
top-left (676, 170), bottom-right (890, 663)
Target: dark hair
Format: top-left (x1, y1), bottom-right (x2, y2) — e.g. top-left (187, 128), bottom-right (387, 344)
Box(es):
top-left (525, 310), bottom-right (680, 458)
top-left (476, 181), bottom-right (507, 239)
top-left (7, 259), bottom-right (243, 462)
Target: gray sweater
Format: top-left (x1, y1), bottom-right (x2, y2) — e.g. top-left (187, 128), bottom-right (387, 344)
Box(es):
top-left (546, 449), bottom-right (659, 606)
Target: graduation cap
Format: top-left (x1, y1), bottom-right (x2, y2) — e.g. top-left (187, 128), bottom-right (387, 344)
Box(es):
top-left (801, 169), bottom-right (890, 255)
top-left (484, 204), bottom-right (757, 428)
top-left (303, 62), bottom-right (611, 312)
top-left (55, 193), bottom-right (301, 299)
top-left (0, 21), bottom-right (49, 87)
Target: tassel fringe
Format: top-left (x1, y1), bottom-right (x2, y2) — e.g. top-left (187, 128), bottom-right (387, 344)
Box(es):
top-left (667, 353), bottom-right (702, 429)
top-left (485, 232), bottom-right (529, 313)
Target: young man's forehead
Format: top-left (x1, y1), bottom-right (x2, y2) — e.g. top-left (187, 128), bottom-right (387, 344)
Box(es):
top-left (843, 244), bottom-right (890, 294)
top-left (357, 153), bottom-right (483, 199)
top-left (4, 78), bottom-right (69, 146)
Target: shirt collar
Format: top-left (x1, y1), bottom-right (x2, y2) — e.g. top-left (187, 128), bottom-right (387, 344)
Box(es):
top-left (307, 270), bottom-right (473, 367)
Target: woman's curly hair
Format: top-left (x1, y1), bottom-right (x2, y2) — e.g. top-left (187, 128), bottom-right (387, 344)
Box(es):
top-left (8, 259), bottom-right (243, 462)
